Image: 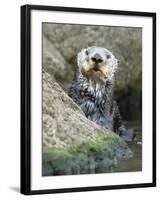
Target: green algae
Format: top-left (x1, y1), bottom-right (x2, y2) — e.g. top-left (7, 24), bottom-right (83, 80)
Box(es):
top-left (42, 134), bottom-right (132, 176)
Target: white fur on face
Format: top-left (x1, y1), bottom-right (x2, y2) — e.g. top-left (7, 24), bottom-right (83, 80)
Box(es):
top-left (77, 46), bottom-right (118, 81)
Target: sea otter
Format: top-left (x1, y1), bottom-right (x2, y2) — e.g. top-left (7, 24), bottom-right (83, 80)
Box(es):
top-left (68, 46), bottom-right (135, 141)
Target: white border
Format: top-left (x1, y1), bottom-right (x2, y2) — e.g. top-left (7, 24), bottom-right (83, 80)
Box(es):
top-left (31, 10), bottom-right (153, 190)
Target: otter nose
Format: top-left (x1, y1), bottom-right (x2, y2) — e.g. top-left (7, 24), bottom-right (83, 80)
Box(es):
top-left (91, 54), bottom-right (103, 64)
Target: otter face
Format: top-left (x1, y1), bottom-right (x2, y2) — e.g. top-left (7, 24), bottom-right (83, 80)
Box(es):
top-left (77, 46), bottom-right (118, 83)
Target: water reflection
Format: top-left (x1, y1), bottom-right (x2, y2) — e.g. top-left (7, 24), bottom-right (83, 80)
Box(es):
top-left (111, 121), bottom-right (142, 173)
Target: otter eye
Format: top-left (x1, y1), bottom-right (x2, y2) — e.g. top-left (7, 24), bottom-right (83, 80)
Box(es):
top-left (107, 54), bottom-right (111, 59)
top-left (85, 50), bottom-right (89, 55)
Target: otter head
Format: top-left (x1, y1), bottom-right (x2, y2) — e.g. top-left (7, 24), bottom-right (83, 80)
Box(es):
top-left (77, 46), bottom-right (119, 83)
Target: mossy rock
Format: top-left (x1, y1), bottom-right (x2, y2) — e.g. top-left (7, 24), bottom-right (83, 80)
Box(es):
top-left (42, 134), bottom-right (133, 176)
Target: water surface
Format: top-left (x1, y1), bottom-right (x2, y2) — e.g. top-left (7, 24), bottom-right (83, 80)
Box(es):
top-left (111, 121), bottom-right (142, 173)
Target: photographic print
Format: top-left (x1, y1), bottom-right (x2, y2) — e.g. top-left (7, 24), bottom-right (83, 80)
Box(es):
top-left (42, 23), bottom-right (142, 176)
top-left (21, 5), bottom-right (156, 195)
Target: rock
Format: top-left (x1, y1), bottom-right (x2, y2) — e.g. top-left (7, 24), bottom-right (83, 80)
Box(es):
top-left (42, 71), bottom-right (133, 176)
top-left (43, 70), bottom-right (111, 150)
top-left (43, 36), bottom-right (74, 91)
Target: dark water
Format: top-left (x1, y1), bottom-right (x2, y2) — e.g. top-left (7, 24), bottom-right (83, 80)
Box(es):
top-left (111, 121), bottom-right (142, 173)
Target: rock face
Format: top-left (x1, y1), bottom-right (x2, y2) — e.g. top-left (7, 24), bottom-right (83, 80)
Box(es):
top-left (43, 70), bottom-right (112, 151)
top-left (42, 71), bottom-right (133, 176)
top-left (43, 23), bottom-right (142, 120)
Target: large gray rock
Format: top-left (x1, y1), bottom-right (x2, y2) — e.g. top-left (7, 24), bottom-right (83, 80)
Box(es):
top-left (43, 70), bottom-right (113, 151)
top-left (43, 36), bottom-right (74, 90)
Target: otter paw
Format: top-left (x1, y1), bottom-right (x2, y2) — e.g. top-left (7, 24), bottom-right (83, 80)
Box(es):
top-left (119, 128), bottom-right (136, 142)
